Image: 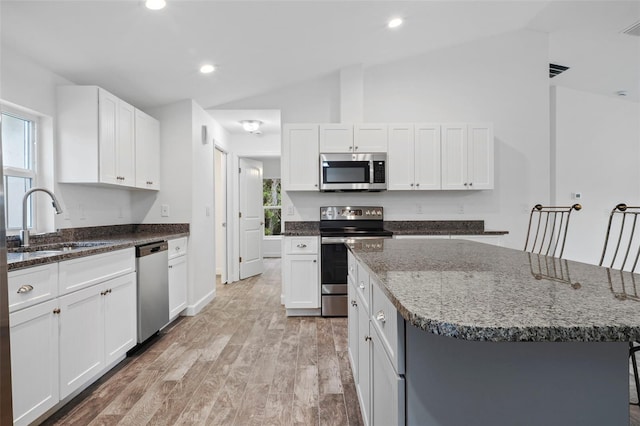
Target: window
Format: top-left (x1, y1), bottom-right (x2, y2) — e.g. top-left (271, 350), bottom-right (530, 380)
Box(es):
top-left (263, 178), bottom-right (281, 236)
top-left (1, 109), bottom-right (37, 230)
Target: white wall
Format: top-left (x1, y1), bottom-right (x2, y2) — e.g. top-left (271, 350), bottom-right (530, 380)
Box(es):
top-left (552, 86), bottom-right (640, 264)
top-left (1, 46), bottom-right (135, 229)
top-left (136, 99), bottom-right (219, 314)
top-left (220, 29), bottom-right (550, 250)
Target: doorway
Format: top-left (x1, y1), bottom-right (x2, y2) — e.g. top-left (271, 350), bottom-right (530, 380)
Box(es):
top-left (215, 148), bottom-right (228, 284)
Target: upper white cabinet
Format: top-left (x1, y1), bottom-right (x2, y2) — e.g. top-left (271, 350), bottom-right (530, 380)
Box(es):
top-left (388, 123), bottom-right (441, 190)
top-left (282, 124), bottom-right (320, 191)
top-left (57, 85), bottom-right (160, 190)
top-left (135, 108), bottom-right (161, 190)
top-left (441, 123), bottom-right (494, 190)
top-left (319, 124), bottom-right (387, 153)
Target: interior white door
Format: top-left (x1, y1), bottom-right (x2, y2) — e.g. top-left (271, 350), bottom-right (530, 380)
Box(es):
top-left (215, 149), bottom-right (228, 283)
top-left (239, 158), bottom-right (264, 279)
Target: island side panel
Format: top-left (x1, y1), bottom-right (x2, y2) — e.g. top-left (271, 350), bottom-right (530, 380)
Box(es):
top-left (406, 325), bottom-right (628, 426)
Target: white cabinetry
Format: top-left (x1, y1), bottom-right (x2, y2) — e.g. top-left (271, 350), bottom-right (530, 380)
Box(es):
top-left (10, 300), bottom-right (59, 426)
top-left (349, 254), bottom-right (406, 426)
top-left (282, 236), bottom-right (320, 314)
top-left (135, 108), bottom-right (161, 190)
top-left (388, 123), bottom-right (441, 190)
top-left (168, 237), bottom-right (188, 320)
top-left (441, 123), bottom-right (494, 190)
top-left (319, 124), bottom-right (387, 153)
top-left (104, 273), bottom-right (137, 365)
top-left (282, 124), bottom-right (320, 191)
top-left (57, 85), bottom-right (159, 190)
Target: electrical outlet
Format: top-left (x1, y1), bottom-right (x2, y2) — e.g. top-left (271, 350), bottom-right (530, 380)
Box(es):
top-left (458, 204), bottom-right (465, 214)
top-left (205, 205), bottom-right (211, 217)
top-left (287, 206), bottom-right (294, 216)
top-left (416, 204), bottom-right (423, 214)
top-left (571, 192), bottom-right (582, 200)
top-left (161, 204), bottom-right (170, 217)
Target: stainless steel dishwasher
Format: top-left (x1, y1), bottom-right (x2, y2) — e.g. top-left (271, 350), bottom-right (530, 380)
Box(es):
top-left (136, 240), bottom-right (169, 343)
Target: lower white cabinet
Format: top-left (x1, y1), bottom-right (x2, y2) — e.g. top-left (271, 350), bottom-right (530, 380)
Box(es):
top-left (10, 300), bottom-right (59, 426)
top-left (282, 236), bottom-right (320, 313)
top-left (168, 237), bottom-right (188, 320)
top-left (168, 254), bottom-right (187, 320)
top-left (59, 272), bottom-right (137, 399)
top-left (349, 254), bottom-right (406, 426)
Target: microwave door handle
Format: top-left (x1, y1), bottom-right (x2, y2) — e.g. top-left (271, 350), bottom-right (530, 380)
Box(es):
top-left (370, 160), bottom-right (374, 184)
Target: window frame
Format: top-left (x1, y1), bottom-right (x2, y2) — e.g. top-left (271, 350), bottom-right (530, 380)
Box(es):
top-left (1, 104), bottom-right (39, 233)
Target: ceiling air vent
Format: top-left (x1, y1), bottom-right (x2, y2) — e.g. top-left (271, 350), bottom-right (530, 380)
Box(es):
top-left (622, 20), bottom-right (640, 37)
top-left (549, 63), bottom-right (570, 78)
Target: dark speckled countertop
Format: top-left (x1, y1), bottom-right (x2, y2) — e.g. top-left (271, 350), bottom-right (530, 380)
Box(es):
top-left (7, 224), bottom-right (189, 271)
top-left (283, 220), bottom-right (508, 236)
top-left (350, 238), bottom-right (640, 342)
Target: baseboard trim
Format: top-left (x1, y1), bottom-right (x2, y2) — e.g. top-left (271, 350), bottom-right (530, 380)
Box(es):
top-left (184, 289), bottom-right (216, 316)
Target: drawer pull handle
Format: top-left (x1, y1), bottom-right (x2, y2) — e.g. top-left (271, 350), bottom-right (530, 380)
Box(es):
top-left (296, 243), bottom-right (307, 248)
top-left (17, 285), bottom-right (34, 294)
top-left (376, 310), bottom-right (386, 323)
top-left (359, 283), bottom-right (365, 290)
top-left (351, 300), bottom-right (357, 307)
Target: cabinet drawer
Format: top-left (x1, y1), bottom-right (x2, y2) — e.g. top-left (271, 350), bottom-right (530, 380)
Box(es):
top-left (285, 236), bottom-right (318, 254)
top-left (59, 248), bottom-right (135, 296)
top-left (356, 261), bottom-right (370, 314)
top-left (371, 277), bottom-right (405, 375)
top-left (8, 264), bottom-right (59, 313)
top-left (168, 237), bottom-right (188, 259)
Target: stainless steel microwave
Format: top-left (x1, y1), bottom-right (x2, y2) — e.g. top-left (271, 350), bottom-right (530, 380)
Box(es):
top-left (319, 153), bottom-right (387, 191)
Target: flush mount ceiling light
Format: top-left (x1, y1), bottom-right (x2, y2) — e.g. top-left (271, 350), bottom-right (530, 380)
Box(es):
top-left (388, 17), bottom-right (403, 29)
top-left (240, 120), bottom-right (262, 134)
top-left (616, 90), bottom-right (629, 97)
top-left (200, 64), bottom-right (215, 74)
top-left (145, 0), bottom-right (166, 10)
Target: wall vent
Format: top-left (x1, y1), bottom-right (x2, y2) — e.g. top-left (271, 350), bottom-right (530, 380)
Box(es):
top-left (623, 21), bottom-right (640, 37)
top-left (549, 63), bottom-right (570, 78)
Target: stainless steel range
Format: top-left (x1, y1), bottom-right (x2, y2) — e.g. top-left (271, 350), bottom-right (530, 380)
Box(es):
top-left (319, 206), bottom-right (392, 317)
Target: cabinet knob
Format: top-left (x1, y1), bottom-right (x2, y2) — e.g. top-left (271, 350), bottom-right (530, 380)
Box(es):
top-left (359, 283), bottom-right (365, 290)
top-left (349, 146), bottom-right (353, 150)
top-left (169, 265), bottom-right (173, 269)
top-left (410, 183), bottom-right (414, 187)
top-left (101, 290), bottom-right (108, 296)
top-left (313, 260), bottom-right (317, 263)
top-left (53, 308), bottom-right (61, 315)
top-left (354, 146), bottom-right (358, 150)
top-left (469, 182), bottom-right (473, 187)
top-left (376, 310), bottom-right (386, 323)
top-left (416, 183), bottom-right (420, 187)
top-left (351, 300), bottom-right (357, 307)
top-left (364, 335), bottom-right (372, 342)
top-left (464, 182), bottom-right (468, 186)
top-left (314, 184), bottom-right (318, 187)
top-left (17, 284), bottom-right (34, 294)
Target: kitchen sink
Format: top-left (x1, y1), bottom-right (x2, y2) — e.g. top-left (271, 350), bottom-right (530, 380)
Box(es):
top-left (9, 241), bottom-right (112, 254)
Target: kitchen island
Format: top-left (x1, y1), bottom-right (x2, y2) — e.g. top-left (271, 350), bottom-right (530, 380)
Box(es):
top-left (349, 238), bottom-right (640, 426)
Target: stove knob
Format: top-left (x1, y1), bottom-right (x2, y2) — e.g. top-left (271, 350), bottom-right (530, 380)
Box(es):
top-left (365, 210), bottom-right (370, 215)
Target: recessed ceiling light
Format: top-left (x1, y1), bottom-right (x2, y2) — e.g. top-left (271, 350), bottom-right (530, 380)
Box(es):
top-left (200, 64), bottom-right (215, 74)
top-left (388, 18), bottom-right (403, 29)
top-left (145, 0), bottom-right (166, 10)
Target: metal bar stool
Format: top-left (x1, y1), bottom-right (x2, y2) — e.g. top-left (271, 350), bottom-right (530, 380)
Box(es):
top-left (524, 204), bottom-right (582, 258)
top-left (599, 203), bottom-right (640, 405)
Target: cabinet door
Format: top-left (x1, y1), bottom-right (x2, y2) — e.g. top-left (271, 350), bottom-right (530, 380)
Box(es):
top-left (59, 284), bottom-right (105, 399)
top-left (356, 290), bottom-right (371, 426)
top-left (441, 123), bottom-right (468, 190)
top-left (348, 281), bottom-right (359, 384)
top-left (319, 124), bottom-right (353, 153)
top-left (371, 326), bottom-right (405, 426)
top-left (354, 124), bottom-right (388, 152)
top-left (135, 108), bottom-right (161, 190)
top-left (98, 89), bottom-right (119, 185)
top-left (282, 124), bottom-right (320, 191)
top-left (117, 100), bottom-right (136, 186)
top-left (414, 123), bottom-right (441, 190)
top-left (467, 123), bottom-right (494, 190)
top-left (169, 255), bottom-right (188, 320)
top-left (283, 254), bottom-right (319, 309)
top-left (104, 272), bottom-right (137, 365)
top-left (387, 124), bottom-right (415, 190)
top-left (10, 300), bottom-right (59, 426)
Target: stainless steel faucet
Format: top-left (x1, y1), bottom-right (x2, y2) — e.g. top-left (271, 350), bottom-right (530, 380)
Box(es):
top-left (20, 187), bottom-right (63, 247)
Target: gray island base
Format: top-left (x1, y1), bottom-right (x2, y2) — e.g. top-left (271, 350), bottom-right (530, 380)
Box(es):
top-left (349, 239), bottom-right (640, 426)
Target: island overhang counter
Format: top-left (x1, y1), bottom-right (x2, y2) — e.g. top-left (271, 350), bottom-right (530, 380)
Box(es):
top-left (349, 238), bottom-right (639, 426)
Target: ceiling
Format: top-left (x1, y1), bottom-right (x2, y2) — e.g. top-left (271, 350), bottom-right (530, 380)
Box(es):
top-left (1, 0), bottom-right (639, 134)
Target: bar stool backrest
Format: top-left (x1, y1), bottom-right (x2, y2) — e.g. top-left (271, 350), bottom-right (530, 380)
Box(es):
top-left (599, 203), bottom-right (640, 272)
top-left (524, 204), bottom-right (582, 258)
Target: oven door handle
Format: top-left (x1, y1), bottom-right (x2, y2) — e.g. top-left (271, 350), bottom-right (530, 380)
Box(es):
top-left (321, 236), bottom-right (391, 244)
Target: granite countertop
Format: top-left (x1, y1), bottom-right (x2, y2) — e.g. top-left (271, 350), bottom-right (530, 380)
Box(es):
top-left (283, 220), bottom-right (508, 236)
top-left (350, 238), bottom-right (640, 342)
top-left (7, 224), bottom-right (189, 271)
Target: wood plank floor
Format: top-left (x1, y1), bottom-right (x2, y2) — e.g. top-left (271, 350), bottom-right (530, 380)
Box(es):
top-left (41, 258), bottom-right (640, 425)
top-left (43, 259), bottom-right (363, 426)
